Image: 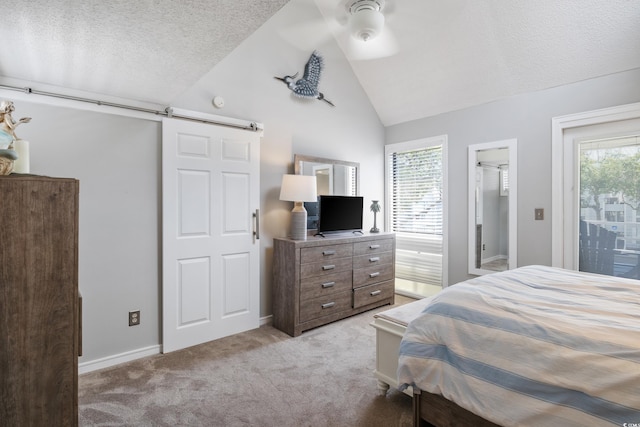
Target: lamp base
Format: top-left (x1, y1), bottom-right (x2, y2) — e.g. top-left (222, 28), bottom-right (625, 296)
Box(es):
top-left (290, 202), bottom-right (308, 240)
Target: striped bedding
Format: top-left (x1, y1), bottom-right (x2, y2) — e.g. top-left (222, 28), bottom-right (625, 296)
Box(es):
top-left (397, 265), bottom-right (640, 426)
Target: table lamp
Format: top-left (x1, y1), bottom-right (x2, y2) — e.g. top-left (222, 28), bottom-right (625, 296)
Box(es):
top-left (280, 174), bottom-right (317, 240)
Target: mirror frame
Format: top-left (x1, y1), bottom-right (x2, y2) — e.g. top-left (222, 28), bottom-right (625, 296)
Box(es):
top-left (293, 154), bottom-right (360, 196)
top-left (468, 139), bottom-right (518, 276)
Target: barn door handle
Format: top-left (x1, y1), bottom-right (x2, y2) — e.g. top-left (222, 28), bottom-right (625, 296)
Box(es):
top-left (253, 209), bottom-right (260, 240)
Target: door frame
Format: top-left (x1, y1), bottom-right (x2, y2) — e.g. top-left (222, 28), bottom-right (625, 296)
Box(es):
top-left (551, 102), bottom-right (640, 268)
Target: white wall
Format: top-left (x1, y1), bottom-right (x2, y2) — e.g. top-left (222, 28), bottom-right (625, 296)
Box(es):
top-left (1, 0), bottom-right (384, 367)
top-left (386, 67), bottom-right (640, 286)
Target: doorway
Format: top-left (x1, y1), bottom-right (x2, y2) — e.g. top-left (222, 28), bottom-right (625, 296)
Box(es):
top-left (552, 102), bottom-right (640, 280)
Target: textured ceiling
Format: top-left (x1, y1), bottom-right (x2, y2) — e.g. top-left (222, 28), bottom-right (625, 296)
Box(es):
top-left (315, 0), bottom-right (640, 125)
top-left (0, 0), bottom-right (290, 105)
top-left (1, 0), bottom-right (639, 126)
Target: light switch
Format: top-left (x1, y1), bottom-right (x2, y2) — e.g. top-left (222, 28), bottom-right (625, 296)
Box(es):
top-left (535, 208), bottom-right (544, 220)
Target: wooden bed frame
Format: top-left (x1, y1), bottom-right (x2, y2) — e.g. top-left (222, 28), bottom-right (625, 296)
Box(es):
top-left (412, 388), bottom-right (500, 427)
top-left (371, 300), bottom-right (501, 427)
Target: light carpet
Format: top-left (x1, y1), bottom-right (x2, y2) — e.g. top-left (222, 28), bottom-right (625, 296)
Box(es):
top-left (79, 296), bottom-right (415, 426)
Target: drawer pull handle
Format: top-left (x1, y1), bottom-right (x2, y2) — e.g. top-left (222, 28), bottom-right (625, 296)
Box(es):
top-left (369, 244), bottom-right (380, 249)
top-left (322, 250), bottom-right (336, 256)
top-left (370, 290), bottom-right (382, 296)
top-left (322, 265), bottom-right (335, 271)
top-left (369, 272), bottom-right (380, 278)
top-left (369, 257), bottom-right (380, 262)
top-left (322, 302), bottom-right (335, 309)
top-left (321, 281), bottom-right (335, 288)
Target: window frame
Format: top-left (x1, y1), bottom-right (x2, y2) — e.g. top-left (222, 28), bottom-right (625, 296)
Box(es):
top-left (385, 135), bottom-right (448, 287)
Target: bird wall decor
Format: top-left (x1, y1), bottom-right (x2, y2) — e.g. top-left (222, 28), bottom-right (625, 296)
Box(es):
top-left (274, 51), bottom-right (334, 107)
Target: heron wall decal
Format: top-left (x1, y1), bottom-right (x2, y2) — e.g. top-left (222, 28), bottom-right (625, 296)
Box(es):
top-left (274, 51), bottom-right (334, 107)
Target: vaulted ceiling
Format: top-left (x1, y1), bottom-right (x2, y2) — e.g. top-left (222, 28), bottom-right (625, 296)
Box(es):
top-left (1, 0), bottom-right (639, 126)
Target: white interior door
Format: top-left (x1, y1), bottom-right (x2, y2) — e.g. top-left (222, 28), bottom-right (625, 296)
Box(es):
top-left (162, 117), bottom-right (260, 353)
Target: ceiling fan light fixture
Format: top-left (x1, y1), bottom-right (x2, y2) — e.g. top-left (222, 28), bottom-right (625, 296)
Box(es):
top-left (347, 0), bottom-right (385, 42)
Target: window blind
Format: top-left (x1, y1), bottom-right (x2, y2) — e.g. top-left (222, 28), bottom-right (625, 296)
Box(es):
top-left (388, 145), bottom-right (443, 235)
top-left (387, 144), bottom-right (443, 286)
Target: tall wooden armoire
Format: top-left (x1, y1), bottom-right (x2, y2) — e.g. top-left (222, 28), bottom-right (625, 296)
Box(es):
top-left (0, 174), bottom-right (80, 426)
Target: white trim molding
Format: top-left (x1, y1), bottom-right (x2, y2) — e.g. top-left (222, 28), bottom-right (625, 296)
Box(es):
top-left (79, 345), bottom-right (161, 374)
top-left (78, 315), bottom-right (273, 375)
top-left (551, 102), bottom-right (640, 268)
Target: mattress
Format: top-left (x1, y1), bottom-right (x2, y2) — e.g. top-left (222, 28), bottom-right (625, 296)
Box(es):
top-left (397, 265), bottom-right (640, 426)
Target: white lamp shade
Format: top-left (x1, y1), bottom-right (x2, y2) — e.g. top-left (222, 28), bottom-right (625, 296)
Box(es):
top-left (349, 8), bottom-right (385, 42)
top-left (279, 174), bottom-right (317, 202)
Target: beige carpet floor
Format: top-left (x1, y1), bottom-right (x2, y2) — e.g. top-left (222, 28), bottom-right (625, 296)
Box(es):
top-left (79, 296), bottom-right (416, 426)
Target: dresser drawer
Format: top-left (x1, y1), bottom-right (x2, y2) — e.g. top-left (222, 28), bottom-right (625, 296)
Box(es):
top-left (353, 264), bottom-right (394, 288)
top-left (300, 270), bottom-right (352, 301)
top-left (299, 291), bottom-right (352, 323)
top-left (301, 244), bottom-right (352, 264)
top-left (301, 257), bottom-right (352, 279)
top-left (353, 280), bottom-right (394, 309)
top-left (353, 251), bottom-right (393, 269)
top-left (353, 239), bottom-right (394, 256)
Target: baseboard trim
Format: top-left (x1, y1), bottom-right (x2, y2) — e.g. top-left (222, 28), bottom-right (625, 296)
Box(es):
top-left (260, 314), bottom-right (272, 326)
top-left (79, 316), bottom-right (273, 375)
top-left (79, 345), bottom-right (161, 375)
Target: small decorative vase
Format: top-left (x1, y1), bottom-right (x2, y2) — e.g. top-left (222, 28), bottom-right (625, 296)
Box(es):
top-left (370, 200), bottom-right (380, 233)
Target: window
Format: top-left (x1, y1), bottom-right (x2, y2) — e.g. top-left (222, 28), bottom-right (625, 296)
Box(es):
top-left (385, 136), bottom-right (448, 293)
top-left (500, 166), bottom-right (509, 197)
top-left (579, 135), bottom-right (640, 278)
top-left (388, 145), bottom-right (443, 235)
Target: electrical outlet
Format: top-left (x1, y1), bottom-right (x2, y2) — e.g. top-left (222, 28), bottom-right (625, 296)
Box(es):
top-left (535, 208), bottom-right (544, 220)
top-left (129, 310), bottom-right (140, 326)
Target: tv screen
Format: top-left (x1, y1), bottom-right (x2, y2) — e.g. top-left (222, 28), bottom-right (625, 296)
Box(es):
top-left (317, 195), bottom-right (363, 234)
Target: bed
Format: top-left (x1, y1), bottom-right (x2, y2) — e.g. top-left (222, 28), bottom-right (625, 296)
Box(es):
top-left (392, 265), bottom-right (640, 426)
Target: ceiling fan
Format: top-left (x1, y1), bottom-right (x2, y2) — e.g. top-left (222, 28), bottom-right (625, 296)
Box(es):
top-left (335, 0), bottom-right (398, 60)
top-left (279, 0), bottom-right (398, 61)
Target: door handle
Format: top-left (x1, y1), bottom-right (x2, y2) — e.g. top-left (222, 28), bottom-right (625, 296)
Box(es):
top-left (253, 209), bottom-right (260, 240)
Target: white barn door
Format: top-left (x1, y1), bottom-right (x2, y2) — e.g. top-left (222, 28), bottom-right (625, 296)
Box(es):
top-left (162, 118), bottom-right (260, 353)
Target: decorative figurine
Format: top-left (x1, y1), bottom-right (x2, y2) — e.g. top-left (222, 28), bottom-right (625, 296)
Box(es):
top-left (0, 100), bottom-right (31, 175)
top-left (370, 200), bottom-right (381, 233)
top-left (274, 51), bottom-right (335, 106)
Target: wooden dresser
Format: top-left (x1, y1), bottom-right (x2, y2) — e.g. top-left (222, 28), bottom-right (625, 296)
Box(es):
top-left (0, 175), bottom-right (80, 426)
top-left (273, 232), bottom-right (395, 337)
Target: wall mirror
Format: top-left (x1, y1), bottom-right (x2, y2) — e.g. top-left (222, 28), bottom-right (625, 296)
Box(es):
top-left (294, 154), bottom-right (360, 229)
top-left (468, 139), bottom-right (517, 275)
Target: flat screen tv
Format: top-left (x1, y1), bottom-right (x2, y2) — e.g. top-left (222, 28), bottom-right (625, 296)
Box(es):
top-left (317, 195), bottom-right (363, 235)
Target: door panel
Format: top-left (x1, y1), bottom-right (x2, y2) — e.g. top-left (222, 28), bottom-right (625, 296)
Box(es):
top-left (163, 118), bottom-right (260, 353)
